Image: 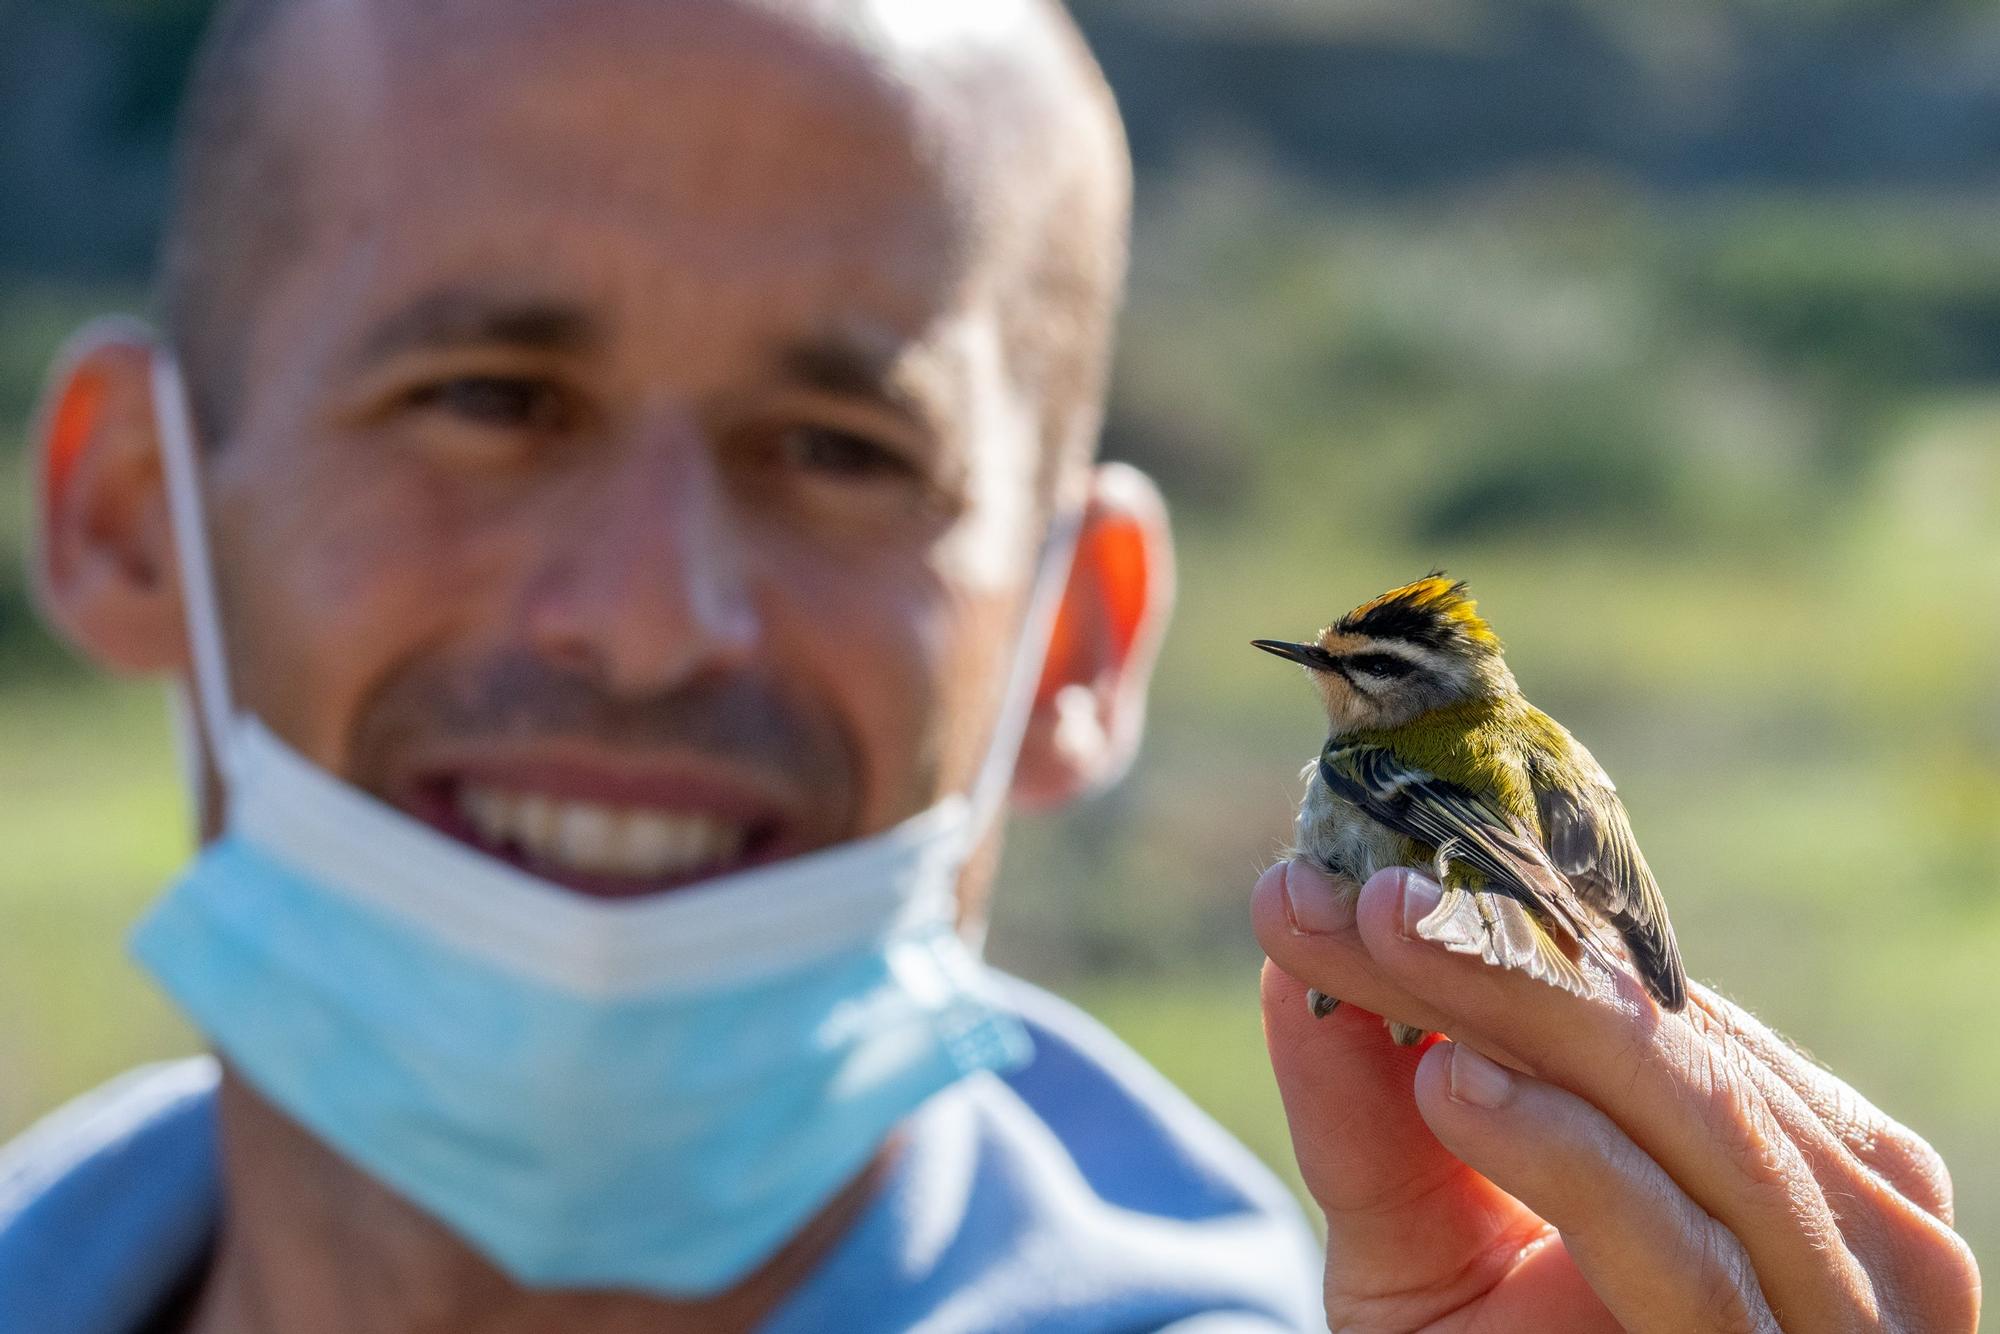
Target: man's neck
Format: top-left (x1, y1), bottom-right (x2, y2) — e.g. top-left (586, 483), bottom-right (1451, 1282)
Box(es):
top-left (183, 1069), bottom-right (890, 1334)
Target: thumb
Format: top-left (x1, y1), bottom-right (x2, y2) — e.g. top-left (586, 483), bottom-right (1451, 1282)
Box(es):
top-left (1254, 862), bottom-right (1532, 1325)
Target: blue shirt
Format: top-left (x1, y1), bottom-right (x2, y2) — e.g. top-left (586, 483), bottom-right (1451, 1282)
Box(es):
top-left (0, 979), bottom-right (1323, 1333)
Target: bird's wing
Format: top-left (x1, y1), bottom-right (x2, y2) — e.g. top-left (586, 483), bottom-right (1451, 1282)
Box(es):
top-left (1530, 750), bottom-right (1688, 1011)
top-left (1318, 742), bottom-right (1620, 996)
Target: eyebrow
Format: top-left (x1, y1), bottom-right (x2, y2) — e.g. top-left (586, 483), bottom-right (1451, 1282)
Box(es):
top-left (775, 329), bottom-right (952, 438)
top-left (344, 290), bottom-right (603, 372)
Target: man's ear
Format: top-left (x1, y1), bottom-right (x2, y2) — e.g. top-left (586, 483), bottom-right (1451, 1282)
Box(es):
top-left (1012, 461), bottom-right (1175, 810)
top-left (31, 319), bottom-right (190, 676)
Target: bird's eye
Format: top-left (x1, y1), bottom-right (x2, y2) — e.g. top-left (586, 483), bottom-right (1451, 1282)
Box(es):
top-left (1346, 652), bottom-right (1416, 679)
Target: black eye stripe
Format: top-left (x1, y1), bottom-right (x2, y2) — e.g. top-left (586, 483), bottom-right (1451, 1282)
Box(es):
top-left (1343, 652), bottom-right (1417, 678)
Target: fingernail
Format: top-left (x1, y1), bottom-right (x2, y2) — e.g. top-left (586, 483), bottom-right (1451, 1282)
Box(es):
top-left (1283, 862), bottom-right (1350, 934)
top-left (1447, 1043), bottom-right (1514, 1109)
top-left (1399, 871), bottom-right (1441, 939)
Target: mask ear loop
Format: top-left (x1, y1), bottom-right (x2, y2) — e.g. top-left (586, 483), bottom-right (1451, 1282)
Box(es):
top-left (963, 508), bottom-right (1084, 836)
top-left (151, 350), bottom-right (241, 791)
top-left (951, 508), bottom-right (1083, 958)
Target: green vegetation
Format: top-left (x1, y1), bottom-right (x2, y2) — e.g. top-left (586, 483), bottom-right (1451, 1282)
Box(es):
top-left (0, 682), bottom-right (194, 1135)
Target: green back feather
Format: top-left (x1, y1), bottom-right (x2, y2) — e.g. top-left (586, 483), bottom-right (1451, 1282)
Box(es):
top-left (1343, 697), bottom-right (1589, 828)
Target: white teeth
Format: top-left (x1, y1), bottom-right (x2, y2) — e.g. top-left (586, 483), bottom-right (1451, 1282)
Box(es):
top-left (704, 820), bottom-right (749, 866)
top-left (454, 784), bottom-right (754, 881)
top-left (623, 812), bottom-right (679, 871)
top-left (557, 803), bottom-right (618, 874)
top-left (519, 793), bottom-right (559, 850)
top-left (463, 788), bottom-right (510, 844)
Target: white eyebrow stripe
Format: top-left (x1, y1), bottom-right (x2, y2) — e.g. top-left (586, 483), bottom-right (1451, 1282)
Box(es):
top-left (1347, 642), bottom-right (1431, 671)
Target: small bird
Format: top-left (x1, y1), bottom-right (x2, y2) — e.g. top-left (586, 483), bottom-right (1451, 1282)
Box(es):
top-left (1255, 575), bottom-right (1686, 1044)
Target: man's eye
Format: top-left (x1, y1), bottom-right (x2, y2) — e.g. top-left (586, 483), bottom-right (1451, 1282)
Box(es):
top-left (407, 375), bottom-right (570, 432)
top-left (775, 425), bottom-right (916, 480)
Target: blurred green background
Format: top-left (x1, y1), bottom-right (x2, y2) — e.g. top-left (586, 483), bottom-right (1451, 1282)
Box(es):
top-left (5, 0), bottom-right (1999, 1276)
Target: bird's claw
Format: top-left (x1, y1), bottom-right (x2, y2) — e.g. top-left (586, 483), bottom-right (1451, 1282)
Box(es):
top-left (1306, 988), bottom-right (1341, 1020)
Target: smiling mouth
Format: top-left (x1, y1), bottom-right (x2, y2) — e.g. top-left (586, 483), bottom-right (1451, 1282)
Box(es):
top-left (405, 773), bottom-right (794, 900)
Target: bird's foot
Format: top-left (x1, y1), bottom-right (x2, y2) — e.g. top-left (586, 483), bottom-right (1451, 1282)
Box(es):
top-left (1305, 988), bottom-right (1341, 1020)
top-left (1387, 1020), bottom-right (1430, 1046)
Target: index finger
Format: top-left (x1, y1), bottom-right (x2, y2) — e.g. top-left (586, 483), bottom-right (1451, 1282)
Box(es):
top-left (1252, 863), bottom-right (1532, 1329)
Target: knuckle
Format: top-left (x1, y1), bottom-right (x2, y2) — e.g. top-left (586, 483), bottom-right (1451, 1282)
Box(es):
top-left (1877, 1214), bottom-right (1982, 1333)
top-left (1695, 1036), bottom-right (1796, 1200)
top-left (1807, 1077), bottom-right (1956, 1227)
top-left (1689, 1223), bottom-right (1775, 1334)
top-left (1871, 1123), bottom-right (1955, 1224)
top-left (1681, 1012), bottom-right (1840, 1241)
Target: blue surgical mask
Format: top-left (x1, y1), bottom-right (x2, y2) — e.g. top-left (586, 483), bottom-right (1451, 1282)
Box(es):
top-left (131, 352), bottom-right (1075, 1293)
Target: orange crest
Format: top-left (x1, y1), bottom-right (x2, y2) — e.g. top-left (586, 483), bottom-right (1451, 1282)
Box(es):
top-left (1332, 574), bottom-right (1501, 651)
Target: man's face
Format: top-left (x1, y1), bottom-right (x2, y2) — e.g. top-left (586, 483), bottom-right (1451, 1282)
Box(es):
top-left (194, 0), bottom-right (1063, 895)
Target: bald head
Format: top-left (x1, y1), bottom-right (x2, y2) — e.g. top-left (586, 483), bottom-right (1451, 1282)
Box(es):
top-left (157, 0), bottom-right (1131, 474)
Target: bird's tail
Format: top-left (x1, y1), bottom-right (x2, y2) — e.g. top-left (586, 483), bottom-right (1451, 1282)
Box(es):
top-left (1414, 882), bottom-right (1591, 999)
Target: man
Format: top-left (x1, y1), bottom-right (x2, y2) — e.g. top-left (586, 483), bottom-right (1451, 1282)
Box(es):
top-left (10, 2), bottom-right (1317, 1329)
top-left (3, 1), bottom-right (1977, 1331)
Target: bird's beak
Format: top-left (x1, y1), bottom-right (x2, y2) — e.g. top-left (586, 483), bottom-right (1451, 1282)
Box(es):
top-left (1251, 639), bottom-right (1323, 668)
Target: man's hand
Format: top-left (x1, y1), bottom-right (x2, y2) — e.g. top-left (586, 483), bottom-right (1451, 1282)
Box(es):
top-left (1251, 859), bottom-right (1980, 1333)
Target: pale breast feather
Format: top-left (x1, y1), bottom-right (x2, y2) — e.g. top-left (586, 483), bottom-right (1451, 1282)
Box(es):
top-left (1295, 761), bottom-right (1409, 882)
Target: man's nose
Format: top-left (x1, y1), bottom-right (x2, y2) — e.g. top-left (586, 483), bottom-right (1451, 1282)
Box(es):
top-left (522, 430), bottom-right (762, 697)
